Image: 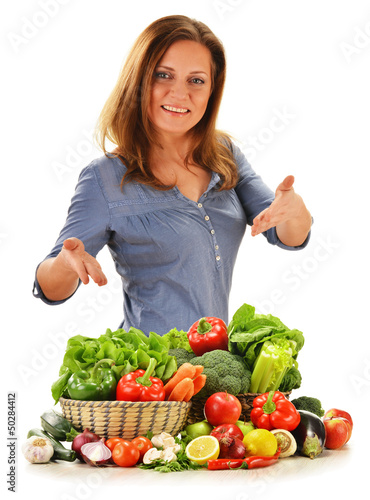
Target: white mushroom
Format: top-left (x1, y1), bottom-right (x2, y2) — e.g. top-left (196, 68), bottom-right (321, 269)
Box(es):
top-left (151, 432), bottom-right (173, 448)
top-left (162, 436), bottom-right (177, 449)
top-left (161, 448), bottom-right (177, 463)
top-left (142, 448), bottom-right (163, 464)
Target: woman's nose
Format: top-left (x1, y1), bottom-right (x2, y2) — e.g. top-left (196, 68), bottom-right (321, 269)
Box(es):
top-left (170, 80), bottom-right (188, 100)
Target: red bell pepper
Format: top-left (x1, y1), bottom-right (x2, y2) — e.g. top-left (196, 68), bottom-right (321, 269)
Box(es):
top-left (207, 449), bottom-right (281, 470)
top-left (116, 358), bottom-right (165, 402)
top-left (187, 317), bottom-right (229, 356)
top-left (250, 391), bottom-right (300, 431)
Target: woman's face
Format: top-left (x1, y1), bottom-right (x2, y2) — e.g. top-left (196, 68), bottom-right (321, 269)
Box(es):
top-left (148, 39), bottom-right (213, 140)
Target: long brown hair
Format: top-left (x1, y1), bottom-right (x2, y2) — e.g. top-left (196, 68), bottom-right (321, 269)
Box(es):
top-left (95, 15), bottom-right (238, 190)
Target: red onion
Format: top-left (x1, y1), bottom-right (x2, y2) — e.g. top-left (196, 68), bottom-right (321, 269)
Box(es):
top-left (81, 439), bottom-right (112, 467)
top-left (72, 428), bottom-right (101, 461)
top-left (219, 436), bottom-right (246, 459)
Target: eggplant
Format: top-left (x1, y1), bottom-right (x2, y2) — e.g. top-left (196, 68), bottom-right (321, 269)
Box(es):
top-left (291, 410), bottom-right (326, 459)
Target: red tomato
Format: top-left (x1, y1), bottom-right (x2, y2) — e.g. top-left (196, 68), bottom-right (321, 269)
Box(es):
top-left (105, 437), bottom-right (126, 453)
top-left (131, 436), bottom-right (153, 461)
top-left (204, 392), bottom-right (242, 426)
top-left (112, 440), bottom-right (140, 467)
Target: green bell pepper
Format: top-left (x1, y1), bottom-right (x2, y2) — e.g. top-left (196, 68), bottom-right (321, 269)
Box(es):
top-left (67, 358), bottom-right (117, 401)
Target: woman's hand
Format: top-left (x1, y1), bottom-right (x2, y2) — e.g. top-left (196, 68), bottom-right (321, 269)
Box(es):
top-left (251, 175), bottom-right (311, 246)
top-left (59, 237), bottom-right (108, 286)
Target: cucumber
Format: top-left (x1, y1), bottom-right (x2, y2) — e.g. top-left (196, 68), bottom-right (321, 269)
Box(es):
top-left (41, 409), bottom-right (79, 442)
top-left (27, 428), bottom-right (77, 462)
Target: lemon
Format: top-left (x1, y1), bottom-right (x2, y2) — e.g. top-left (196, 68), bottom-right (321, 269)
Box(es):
top-left (243, 429), bottom-right (278, 456)
top-left (185, 435), bottom-right (220, 465)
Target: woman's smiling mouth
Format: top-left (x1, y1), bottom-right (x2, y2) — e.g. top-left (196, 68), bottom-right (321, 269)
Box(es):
top-left (161, 105), bottom-right (190, 114)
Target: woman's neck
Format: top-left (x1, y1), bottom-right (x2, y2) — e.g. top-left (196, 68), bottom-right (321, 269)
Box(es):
top-left (149, 133), bottom-right (195, 170)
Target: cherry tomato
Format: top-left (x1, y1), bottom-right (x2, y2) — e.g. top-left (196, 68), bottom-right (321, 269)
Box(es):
top-left (112, 440), bottom-right (140, 467)
top-left (105, 437), bottom-right (126, 453)
top-left (131, 436), bottom-right (153, 461)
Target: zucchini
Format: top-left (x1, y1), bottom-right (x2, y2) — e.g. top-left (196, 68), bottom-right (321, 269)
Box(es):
top-left (27, 428), bottom-right (77, 462)
top-left (41, 409), bottom-right (79, 442)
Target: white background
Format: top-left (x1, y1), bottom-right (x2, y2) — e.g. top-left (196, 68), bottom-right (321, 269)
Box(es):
top-left (2, 0), bottom-right (369, 498)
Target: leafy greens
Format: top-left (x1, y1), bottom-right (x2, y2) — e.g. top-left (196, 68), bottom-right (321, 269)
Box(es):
top-left (228, 303), bottom-right (304, 392)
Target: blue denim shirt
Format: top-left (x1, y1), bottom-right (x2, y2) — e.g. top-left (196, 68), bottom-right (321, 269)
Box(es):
top-left (33, 143), bottom-right (310, 335)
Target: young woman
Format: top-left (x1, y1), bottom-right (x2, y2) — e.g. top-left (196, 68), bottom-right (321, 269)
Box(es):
top-left (34, 15), bottom-right (312, 335)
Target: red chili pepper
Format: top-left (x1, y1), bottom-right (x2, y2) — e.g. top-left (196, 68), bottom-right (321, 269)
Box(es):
top-left (116, 358), bottom-right (165, 402)
top-left (187, 317), bottom-right (229, 356)
top-left (207, 449), bottom-right (281, 470)
top-left (250, 391), bottom-right (301, 431)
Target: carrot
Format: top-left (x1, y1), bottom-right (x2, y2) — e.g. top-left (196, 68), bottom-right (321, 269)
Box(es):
top-left (163, 363), bottom-right (197, 398)
top-left (192, 374), bottom-right (207, 396)
top-left (183, 383), bottom-right (195, 403)
top-left (168, 378), bottom-right (194, 401)
top-left (192, 365), bottom-right (204, 377)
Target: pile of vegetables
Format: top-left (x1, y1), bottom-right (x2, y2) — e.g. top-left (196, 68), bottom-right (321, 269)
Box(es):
top-left (23, 302), bottom-right (354, 474)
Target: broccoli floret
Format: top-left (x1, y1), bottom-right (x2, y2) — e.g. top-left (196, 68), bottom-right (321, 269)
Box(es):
top-left (168, 348), bottom-right (196, 368)
top-left (279, 366), bottom-right (302, 392)
top-left (291, 396), bottom-right (325, 417)
top-left (188, 349), bottom-right (251, 398)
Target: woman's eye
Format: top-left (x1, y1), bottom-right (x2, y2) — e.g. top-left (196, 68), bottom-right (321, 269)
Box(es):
top-left (190, 77), bottom-right (205, 85)
top-left (155, 72), bottom-right (170, 79)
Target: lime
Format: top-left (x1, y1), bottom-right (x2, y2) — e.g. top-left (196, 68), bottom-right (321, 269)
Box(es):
top-left (242, 429), bottom-right (278, 456)
top-left (185, 435), bottom-right (220, 465)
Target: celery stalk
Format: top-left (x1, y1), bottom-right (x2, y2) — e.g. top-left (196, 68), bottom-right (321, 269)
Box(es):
top-left (250, 350), bottom-right (274, 393)
top-left (266, 364), bottom-right (289, 392)
top-left (258, 353), bottom-right (279, 393)
top-left (250, 339), bottom-right (296, 393)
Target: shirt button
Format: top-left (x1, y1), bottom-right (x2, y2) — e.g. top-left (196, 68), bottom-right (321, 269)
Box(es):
top-left (216, 255), bottom-right (221, 261)
top-left (210, 229), bottom-right (215, 235)
top-left (198, 203), bottom-right (203, 208)
top-left (215, 245), bottom-right (219, 250)
top-left (205, 215), bottom-right (210, 221)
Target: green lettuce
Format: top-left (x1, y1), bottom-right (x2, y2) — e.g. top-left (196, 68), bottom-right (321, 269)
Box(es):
top-left (161, 328), bottom-right (193, 352)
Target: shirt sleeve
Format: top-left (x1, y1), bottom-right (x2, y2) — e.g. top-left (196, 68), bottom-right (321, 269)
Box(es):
top-left (232, 142), bottom-right (311, 250)
top-left (33, 162), bottom-right (112, 304)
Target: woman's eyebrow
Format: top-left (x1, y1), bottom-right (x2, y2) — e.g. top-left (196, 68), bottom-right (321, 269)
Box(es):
top-left (156, 65), bottom-right (209, 75)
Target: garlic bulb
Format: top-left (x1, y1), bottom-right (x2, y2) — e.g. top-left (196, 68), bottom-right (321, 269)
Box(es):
top-left (22, 436), bottom-right (54, 464)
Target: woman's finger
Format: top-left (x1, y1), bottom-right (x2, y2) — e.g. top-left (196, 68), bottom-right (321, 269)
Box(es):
top-left (63, 237), bottom-right (83, 252)
top-left (70, 257), bottom-right (90, 285)
top-left (84, 261), bottom-right (108, 286)
top-left (276, 175), bottom-right (295, 192)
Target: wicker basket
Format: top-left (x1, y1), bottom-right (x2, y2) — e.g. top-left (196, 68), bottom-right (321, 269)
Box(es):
top-left (59, 397), bottom-right (192, 440)
top-left (186, 392), bottom-right (291, 425)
